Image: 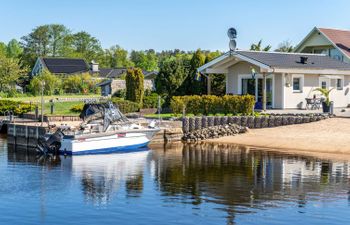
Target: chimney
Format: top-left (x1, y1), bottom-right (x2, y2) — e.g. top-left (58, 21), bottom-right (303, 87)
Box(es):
top-left (90, 60), bottom-right (99, 72)
top-left (300, 56), bottom-right (308, 64)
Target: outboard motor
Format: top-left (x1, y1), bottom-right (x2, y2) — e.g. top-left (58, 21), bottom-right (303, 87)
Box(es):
top-left (36, 129), bottom-right (65, 156)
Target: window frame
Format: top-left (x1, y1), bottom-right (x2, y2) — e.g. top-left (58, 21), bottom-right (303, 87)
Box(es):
top-left (336, 78), bottom-right (343, 90)
top-left (292, 74), bottom-right (304, 93)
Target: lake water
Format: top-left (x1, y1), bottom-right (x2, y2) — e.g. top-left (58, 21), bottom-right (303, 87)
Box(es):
top-left (1, 139), bottom-right (350, 225)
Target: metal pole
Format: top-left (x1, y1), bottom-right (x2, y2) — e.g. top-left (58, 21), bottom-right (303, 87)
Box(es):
top-left (157, 95), bottom-right (161, 124)
top-left (262, 72), bottom-right (267, 111)
top-left (41, 81), bottom-right (45, 126)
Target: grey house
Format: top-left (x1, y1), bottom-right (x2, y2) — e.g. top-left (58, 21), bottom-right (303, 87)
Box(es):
top-left (198, 50), bottom-right (350, 109)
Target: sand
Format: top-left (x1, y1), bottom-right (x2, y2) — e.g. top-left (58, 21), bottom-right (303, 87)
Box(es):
top-left (207, 118), bottom-right (350, 156)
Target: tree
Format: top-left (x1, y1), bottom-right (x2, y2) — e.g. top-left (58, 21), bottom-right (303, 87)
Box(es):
top-left (49, 24), bottom-right (71, 57)
top-left (20, 24), bottom-right (71, 66)
top-left (155, 57), bottom-right (187, 100)
top-left (70, 31), bottom-right (103, 62)
top-left (102, 45), bottom-right (134, 68)
top-left (0, 55), bottom-right (28, 92)
top-left (275, 40), bottom-right (294, 52)
top-left (28, 70), bottom-right (61, 95)
top-left (130, 50), bottom-right (158, 71)
top-left (0, 42), bottom-right (7, 57)
top-left (179, 49), bottom-right (206, 95)
top-left (125, 68), bottom-right (144, 104)
top-left (6, 39), bottom-right (23, 58)
top-left (62, 73), bottom-right (98, 94)
top-left (250, 40), bottom-right (271, 51)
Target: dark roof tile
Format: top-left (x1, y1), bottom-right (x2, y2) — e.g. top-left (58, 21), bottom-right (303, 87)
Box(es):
top-left (236, 51), bottom-right (350, 70)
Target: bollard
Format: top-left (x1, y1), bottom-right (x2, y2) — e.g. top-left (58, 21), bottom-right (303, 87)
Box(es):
top-left (201, 117), bottom-right (208, 128)
top-left (195, 117), bottom-right (202, 130)
top-left (182, 117), bottom-right (189, 133)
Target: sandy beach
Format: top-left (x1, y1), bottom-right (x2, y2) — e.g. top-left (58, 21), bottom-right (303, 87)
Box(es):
top-left (207, 118), bottom-right (350, 155)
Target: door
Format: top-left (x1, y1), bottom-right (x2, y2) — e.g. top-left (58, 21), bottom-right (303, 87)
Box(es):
top-left (241, 77), bottom-right (273, 109)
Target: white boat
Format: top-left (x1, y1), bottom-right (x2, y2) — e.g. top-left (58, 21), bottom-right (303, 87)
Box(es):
top-left (38, 102), bottom-right (160, 155)
top-left (59, 124), bottom-right (159, 155)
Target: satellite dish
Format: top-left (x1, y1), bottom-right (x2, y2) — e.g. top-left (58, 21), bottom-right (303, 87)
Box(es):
top-left (229, 40), bottom-right (236, 51)
top-left (227, 28), bottom-right (237, 39)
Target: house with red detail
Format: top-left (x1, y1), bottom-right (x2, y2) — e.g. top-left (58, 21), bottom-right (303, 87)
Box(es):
top-left (294, 27), bottom-right (350, 63)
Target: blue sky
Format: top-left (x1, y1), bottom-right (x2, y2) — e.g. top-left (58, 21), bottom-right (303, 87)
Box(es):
top-left (1, 0), bottom-right (350, 51)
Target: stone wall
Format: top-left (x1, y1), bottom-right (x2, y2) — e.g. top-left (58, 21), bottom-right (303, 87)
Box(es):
top-left (182, 113), bottom-right (330, 133)
top-left (111, 79), bottom-right (154, 94)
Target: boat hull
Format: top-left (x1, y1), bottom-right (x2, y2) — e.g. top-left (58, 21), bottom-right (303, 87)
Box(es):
top-left (59, 131), bottom-right (154, 155)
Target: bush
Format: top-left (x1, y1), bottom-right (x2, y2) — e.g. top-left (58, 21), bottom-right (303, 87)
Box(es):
top-left (0, 100), bottom-right (34, 115)
top-left (70, 103), bottom-right (84, 113)
top-left (170, 95), bottom-right (255, 116)
top-left (111, 98), bottom-right (140, 113)
top-left (143, 93), bottom-right (164, 109)
top-left (186, 95), bottom-right (203, 115)
top-left (170, 96), bottom-right (186, 116)
top-left (112, 89), bottom-right (126, 99)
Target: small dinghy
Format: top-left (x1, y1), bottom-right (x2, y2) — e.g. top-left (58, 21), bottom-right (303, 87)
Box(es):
top-left (38, 102), bottom-right (160, 155)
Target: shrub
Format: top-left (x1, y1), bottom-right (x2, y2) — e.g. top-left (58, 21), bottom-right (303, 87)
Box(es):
top-left (170, 96), bottom-right (186, 116)
top-left (143, 93), bottom-right (164, 109)
top-left (170, 95), bottom-right (255, 116)
top-left (111, 98), bottom-right (140, 113)
top-left (70, 103), bottom-right (84, 113)
top-left (0, 100), bottom-right (34, 115)
top-left (186, 95), bottom-right (203, 115)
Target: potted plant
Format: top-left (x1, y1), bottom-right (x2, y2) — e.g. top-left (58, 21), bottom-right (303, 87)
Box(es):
top-left (314, 88), bottom-right (334, 113)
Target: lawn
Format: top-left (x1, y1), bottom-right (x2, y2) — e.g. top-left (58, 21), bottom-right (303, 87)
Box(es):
top-left (33, 101), bottom-right (83, 116)
top-left (3, 94), bottom-right (101, 103)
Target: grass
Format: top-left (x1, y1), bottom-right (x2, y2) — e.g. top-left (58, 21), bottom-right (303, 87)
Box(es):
top-left (32, 101), bottom-right (82, 116)
top-left (3, 94), bottom-right (100, 102)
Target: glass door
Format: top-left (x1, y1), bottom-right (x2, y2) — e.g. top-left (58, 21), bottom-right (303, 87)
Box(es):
top-left (257, 78), bottom-right (273, 108)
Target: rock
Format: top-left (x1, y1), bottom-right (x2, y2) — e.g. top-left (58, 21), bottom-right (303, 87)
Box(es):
top-left (195, 117), bottom-right (202, 130)
top-left (247, 116), bottom-right (255, 128)
top-left (254, 117), bottom-right (262, 128)
top-left (201, 117), bottom-right (208, 128)
top-left (241, 116), bottom-right (248, 127)
top-left (182, 117), bottom-right (189, 133)
top-left (261, 116), bottom-right (268, 128)
top-left (189, 117), bottom-right (196, 131)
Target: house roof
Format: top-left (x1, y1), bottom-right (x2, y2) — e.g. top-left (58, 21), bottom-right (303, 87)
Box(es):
top-left (98, 68), bottom-right (127, 78)
top-left (96, 79), bottom-right (112, 87)
top-left (237, 51), bottom-right (350, 70)
top-left (41, 58), bottom-right (89, 74)
top-left (294, 27), bottom-right (350, 60)
top-left (198, 50), bottom-right (350, 75)
top-left (318, 28), bottom-right (350, 59)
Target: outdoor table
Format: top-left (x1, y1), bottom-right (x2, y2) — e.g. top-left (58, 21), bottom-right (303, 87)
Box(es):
top-left (305, 98), bottom-right (322, 110)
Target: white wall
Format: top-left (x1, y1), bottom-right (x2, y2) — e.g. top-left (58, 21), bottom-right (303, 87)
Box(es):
top-left (283, 74), bottom-right (350, 108)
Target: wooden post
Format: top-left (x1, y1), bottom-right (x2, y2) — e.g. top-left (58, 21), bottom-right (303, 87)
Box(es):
top-left (262, 72), bottom-right (267, 111)
top-left (207, 75), bottom-right (211, 95)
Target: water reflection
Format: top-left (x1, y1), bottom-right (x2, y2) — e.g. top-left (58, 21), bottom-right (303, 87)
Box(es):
top-left (4, 141), bottom-right (350, 224)
top-left (151, 143), bottom-right (350, 221)
top-left (62, 151), bottom-right (148, 205)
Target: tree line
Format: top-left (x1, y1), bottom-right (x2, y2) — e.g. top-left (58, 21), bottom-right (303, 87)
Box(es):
top-left (0, 23), bottom-right (294, 98)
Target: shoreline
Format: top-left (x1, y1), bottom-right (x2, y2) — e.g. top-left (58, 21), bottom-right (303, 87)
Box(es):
top-left (204, 118), bottom-right (350, 160)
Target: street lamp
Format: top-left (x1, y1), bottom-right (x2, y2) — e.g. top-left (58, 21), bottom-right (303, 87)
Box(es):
top-left (40, 80), bottom-right (45, 126)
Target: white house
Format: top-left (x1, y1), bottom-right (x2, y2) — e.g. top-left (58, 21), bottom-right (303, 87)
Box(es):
top-left (198, 50), bottom-right (350, 109)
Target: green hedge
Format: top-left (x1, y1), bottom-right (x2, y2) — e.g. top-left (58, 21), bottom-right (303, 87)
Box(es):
top-left (143, 93), bottom-right (164, 109)
top-left (111, 98), bottom-right (140, 113)
top-left (0, 100), bottom-right (34, 115)
top-left (170, 95), bottom-right (255, 116)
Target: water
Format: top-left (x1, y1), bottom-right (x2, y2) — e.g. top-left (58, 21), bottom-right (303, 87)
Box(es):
top-left (1, 139), bottom-right (350, 225)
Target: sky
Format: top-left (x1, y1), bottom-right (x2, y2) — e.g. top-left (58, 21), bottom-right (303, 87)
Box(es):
top-left (1, 0), bottom-right (350, 52)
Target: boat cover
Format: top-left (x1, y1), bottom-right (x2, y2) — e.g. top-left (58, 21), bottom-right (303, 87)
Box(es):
top-left (79, 102), bottom-right (129, 130)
